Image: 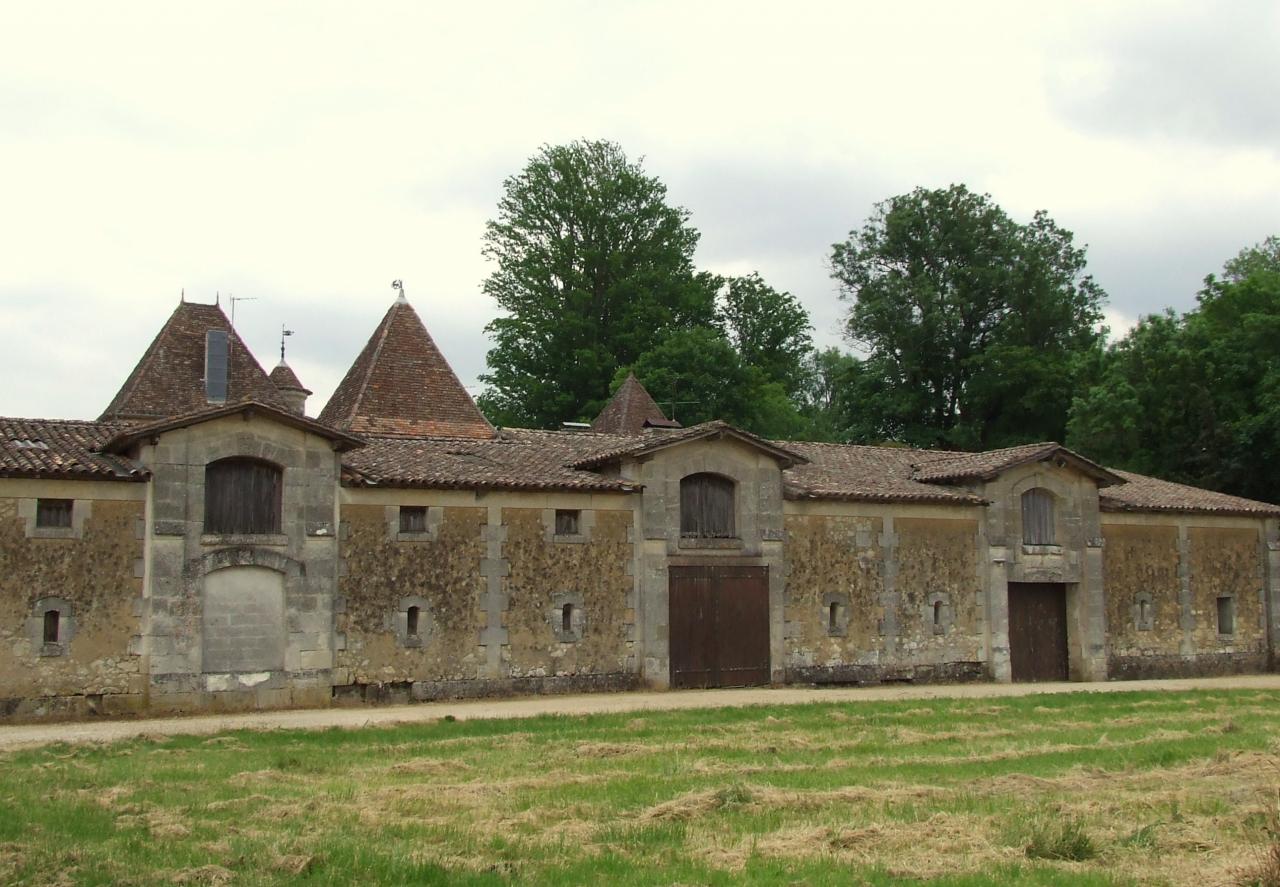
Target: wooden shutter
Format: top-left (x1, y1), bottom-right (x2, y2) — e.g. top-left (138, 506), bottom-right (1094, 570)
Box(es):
top-left (680, 474), bottom-right (735, 538)
top-left (205, 458), bottom-right (283, 534)
top-left (1021, 488), bottom-right (1055, 545)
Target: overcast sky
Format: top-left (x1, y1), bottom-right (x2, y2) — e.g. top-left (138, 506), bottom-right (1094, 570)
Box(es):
top-left (2, 1), bottom-right (1277, 421)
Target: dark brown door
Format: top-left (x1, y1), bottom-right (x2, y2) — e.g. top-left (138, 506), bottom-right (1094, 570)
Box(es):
top-left (669, 565), bottom-right (770, 688)
top-left (1007, 582), bottom-right (1069, 682)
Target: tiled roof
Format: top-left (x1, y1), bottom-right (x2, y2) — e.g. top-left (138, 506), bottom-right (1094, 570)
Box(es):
top-left (319, 298), bottom-right (493, 439)
top-left (781, 441), bottom-right (987, 505)
top-left (0, 418), bottom-right (145, 481)
top-left (912, 442), bottom-right (1122, 485)
top-left (100, 301), bottom-right (288, 421)
top-left (590, 373), bottom-right (680, 433)
top-left (343, 428), bottom-right (641, 492)
top-left (1101, 469), bottom-right (1280, 517)
top-left (571, 421), bottom-right (807, 469)
top-left (268, 361), bottom-right (310, 394)
top-left (100, 401), bottom-right (365, 454)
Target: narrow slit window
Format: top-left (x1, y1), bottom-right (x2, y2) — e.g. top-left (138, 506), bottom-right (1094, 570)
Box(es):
top-left (561, 603), bottom-right (573, 634)
top-left (933, 600), bottom-right (942, 627)
top-left (1216, 596), bottom-right (1234, 635)
top-left (406, 606), bottom-right (420, 637)
top-left (1139, 599), bottom-right (1149, 623)
top-left (43, 610), bottom-right (60, 644)
top-left (400, 506), bottom-right (428, 534)
top-left (36, 498), bottom-right (72, 529)
top-left (555, 509), bottom-right (580, 535)
top-left (828, 602), bottom-right (840, 632)
top-left (1020, 488), bottom-right (1055, 545)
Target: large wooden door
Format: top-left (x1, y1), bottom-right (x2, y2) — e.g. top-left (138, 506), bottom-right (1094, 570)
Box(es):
top-left (669, 565), bottom-right (770, 688)
top-left (1007, 582), bottom-right (1069, 682)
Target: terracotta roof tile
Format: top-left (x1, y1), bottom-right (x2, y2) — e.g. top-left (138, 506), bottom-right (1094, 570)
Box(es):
top-left (268, 361), bottom-right (310, 394)
top-left (572, 421), bottom-right (807, 469)
top-left (344, 428), bottom-right (639, 492)
top-left (912, 442), bottom-right (1122, 485)
top-left (319, 298), bottom-right (493, 439)
top-left (99, 400), bottom-right (365, 454)
top-left (0, 417), bottom-right (145, 481)
top-left (1100, 469), bottom-right (1280, 517)
top-left (780, 441), bottom-right (987, 505)
top-left (100, 301), bottom-right (287, 421)
top-left (590, 373), bottom-right (679, 433)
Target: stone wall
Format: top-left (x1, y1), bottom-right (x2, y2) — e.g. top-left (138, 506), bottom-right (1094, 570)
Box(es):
top-left (783, 504), bottom-right (988, 685)
top-left (133, 413), bottom-right (343, 713)
top-left (335, 503), bottom-right (488, 688)
top-left (502, 508), bottom-right (634, 678)
top-left (1103, 516), bottom-right (1269, 678)
top-left (0, 480), bottom-right (145, 719)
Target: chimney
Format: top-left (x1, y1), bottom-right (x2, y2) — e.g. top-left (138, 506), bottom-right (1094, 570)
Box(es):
top-left (205, 330), bottom-right (229, 404)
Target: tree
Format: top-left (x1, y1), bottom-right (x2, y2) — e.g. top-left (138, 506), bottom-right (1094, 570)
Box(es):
top-left (718, 273), bottom-right (813, 397)
top-left (830, 184), bottom-right (1107, 450)
top-left (478, 140), bottom-right (718, 428)
top-left (1068, 237), bottom-right (1280, 503)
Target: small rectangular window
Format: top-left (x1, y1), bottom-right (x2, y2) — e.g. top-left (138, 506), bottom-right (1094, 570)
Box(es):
top-left (555, 509), bottom-right (580, 536)
top-left (1216, 596), bottom-right (1234, 635)
top-left (400, 506), bottom-right (428, 534)
top-left (36, 499), bottom-right (72, 529)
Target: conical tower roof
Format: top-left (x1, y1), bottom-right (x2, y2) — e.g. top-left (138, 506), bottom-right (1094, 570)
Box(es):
top-left (100, 300), bottom-right (286, 422)
top-left (319, 297), bottom-right (493, 438)
top-left (590, 372), bottom-right (680, 434)
top-left (269, 360), bottom-right (310, 394)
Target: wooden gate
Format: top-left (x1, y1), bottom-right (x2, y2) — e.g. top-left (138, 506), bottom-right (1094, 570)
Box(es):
top-left (1007, 582), bottom-right (1069, 682)
top-left (669, 565), bottom-right (770, 689)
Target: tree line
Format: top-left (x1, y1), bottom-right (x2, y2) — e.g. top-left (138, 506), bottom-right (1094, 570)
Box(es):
top-left (477, 140), bottom-right (1280, 504)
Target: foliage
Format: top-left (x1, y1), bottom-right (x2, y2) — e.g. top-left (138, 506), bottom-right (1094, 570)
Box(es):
top-left (478, 140), bottom-right (717, 428)
top-left (830, 184), bottom-right (1107, 450)
top-left (717, 273), bottom-right (813, 398)
top-left (1068, 237), bottom-right (1280, 503)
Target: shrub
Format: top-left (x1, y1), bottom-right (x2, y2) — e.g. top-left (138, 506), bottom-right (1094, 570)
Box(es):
top-left (1023, 816), bottom-right (1097, 861)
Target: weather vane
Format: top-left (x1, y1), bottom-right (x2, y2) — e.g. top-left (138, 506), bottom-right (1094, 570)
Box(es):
top-left (392, 279), bottom-right (406, 302)
top-left (280, 325), bottom-right (294, 361)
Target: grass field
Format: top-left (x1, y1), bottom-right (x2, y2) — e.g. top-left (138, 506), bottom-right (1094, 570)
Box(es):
top-left (2, 689), bottom-right (1279, 886)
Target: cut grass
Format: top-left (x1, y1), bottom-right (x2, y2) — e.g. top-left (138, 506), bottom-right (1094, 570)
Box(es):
top-left (0, 688), bottom-right (1277, 885)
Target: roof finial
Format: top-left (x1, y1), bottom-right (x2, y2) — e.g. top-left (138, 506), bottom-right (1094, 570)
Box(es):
top-left (280, 324), bottom-right (294, 363)
top-left (392, 279), bottom-right (406, 304)
top-left (180, 287), bottom-right (185, 303)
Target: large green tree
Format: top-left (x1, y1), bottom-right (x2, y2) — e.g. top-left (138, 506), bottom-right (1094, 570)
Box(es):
top-left (1068, 237), bottom-right (1280, 503)
top-left (830, 184), bottom-right (1107, 450)
top-left (717, 273), bottom-right (813, 398)
top-left (478, 140), bottom-right (717, 427)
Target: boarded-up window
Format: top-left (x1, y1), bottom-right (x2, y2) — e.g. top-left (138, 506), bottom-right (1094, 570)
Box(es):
top-left (1021, 488), bottom-right (1055, 545)
top-left (400, 506), bottom-right (427, 534)
top-left (205, 457), bottom-right (283, 535)
top-left (680, 473), bottom-right (735, 538)
top-left (36, 498), bottom-right (72, 528)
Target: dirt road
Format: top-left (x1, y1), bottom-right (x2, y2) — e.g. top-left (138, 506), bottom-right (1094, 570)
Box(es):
top-left (2, 674), bottom-right (1277, 750)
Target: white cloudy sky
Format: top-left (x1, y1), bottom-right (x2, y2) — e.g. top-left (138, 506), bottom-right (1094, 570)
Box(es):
top-left (2, 1), bottom-right (1277, 420)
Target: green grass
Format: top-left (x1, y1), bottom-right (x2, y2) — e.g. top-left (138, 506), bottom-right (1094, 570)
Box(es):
top-left (1, 688), bottom-right (1278, 885)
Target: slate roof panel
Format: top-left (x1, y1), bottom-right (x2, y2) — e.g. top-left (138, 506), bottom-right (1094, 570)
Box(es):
top-left (100, 301), bottom-right (288, 421)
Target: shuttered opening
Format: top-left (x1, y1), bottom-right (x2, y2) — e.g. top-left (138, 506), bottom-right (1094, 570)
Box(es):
top-left (204, 457), bottom-right (283, 535)
top-left (1021, 488), bottom-right (1055, 545)
top-left (680, 473), bottom-right (735, 538)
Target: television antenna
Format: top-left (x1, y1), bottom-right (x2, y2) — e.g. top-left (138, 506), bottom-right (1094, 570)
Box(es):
top-left (230, 294), bottom-right (257, 326)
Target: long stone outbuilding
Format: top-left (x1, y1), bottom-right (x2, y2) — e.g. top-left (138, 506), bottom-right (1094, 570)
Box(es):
top-left (2, 294), bottom-right (1277, 721)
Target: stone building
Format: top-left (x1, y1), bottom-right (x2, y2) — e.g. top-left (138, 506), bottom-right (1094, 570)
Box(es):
top-left (2, 295), bottom-right (1277, 720)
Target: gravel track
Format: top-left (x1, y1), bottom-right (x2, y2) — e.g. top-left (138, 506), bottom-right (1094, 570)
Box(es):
top-left (2, 674), bottom-right (1277, 750)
